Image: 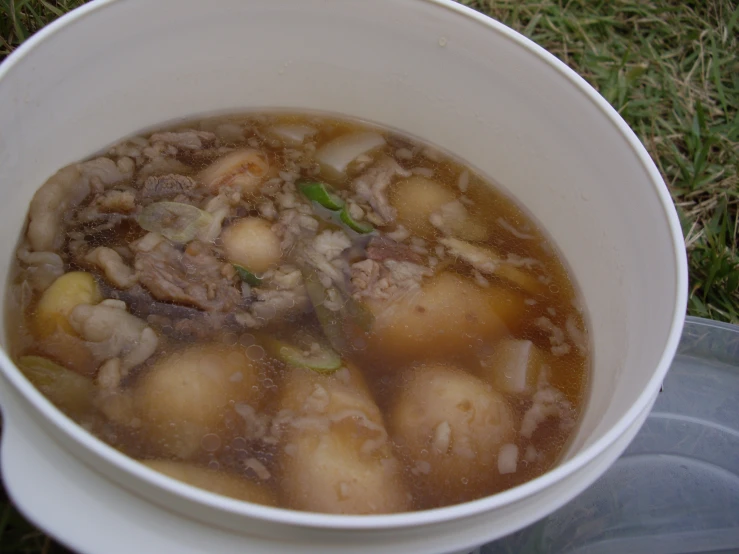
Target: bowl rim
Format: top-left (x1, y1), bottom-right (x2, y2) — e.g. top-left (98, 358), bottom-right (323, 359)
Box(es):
top-left (0, 0), bottom-right (688, 531)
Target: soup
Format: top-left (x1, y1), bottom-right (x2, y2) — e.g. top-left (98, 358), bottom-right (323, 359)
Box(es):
top-left (6, 112), bottom-right (589, 514)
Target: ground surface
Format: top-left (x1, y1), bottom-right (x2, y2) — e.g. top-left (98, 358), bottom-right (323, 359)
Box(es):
top-left (0, 0), bottom-right (736, 552)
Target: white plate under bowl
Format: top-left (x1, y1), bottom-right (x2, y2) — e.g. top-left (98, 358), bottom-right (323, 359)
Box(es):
top-left (0, 385), bottom-right (653, 554)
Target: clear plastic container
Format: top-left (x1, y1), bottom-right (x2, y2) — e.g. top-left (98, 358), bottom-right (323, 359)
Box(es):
top-left (482, 316), bottom-right (739, 554)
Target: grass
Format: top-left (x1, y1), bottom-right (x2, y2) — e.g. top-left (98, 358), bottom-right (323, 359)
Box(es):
top-left (0, 0), bottom-right (736, 552)
top-left (460, 0), bottom-right (739, 322)
top-left (0, 499), bottom-right (65, 554)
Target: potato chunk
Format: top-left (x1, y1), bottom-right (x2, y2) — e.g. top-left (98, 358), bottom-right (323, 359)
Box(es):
top-left (367, 272), bottom-right (525, 363)
top-left (141, 460), bottom-right (276, 506)
top-left (388, 364), bottom-right (515, 503)
top-left (34, 272), bottom-right (102, 337)
top-left (390, 176), bottom-right (487, 240)
top-left (134, 344), bottom-right (262, 459)
top-left (221, 217), bottom-right (282, 274)
top-left (279, 365), bottom-right (379, 420)
top-left (278, 366), bottom-right (410, 514)
top-left (281, 427), bottom-right (408, 515)
top-left (390, 176), bottom-right (456, 238)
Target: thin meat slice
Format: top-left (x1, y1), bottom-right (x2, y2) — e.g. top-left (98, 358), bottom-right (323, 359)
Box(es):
top-left (366, 236), bottom-right (424, 265)
top-left (352, 156), bottom-right (410, 224)
top-left (86, 247), bottom-right (137, 289)
top-left (68, 299), bottom-right (159, 372)
top-left (133, 237), bottom-right (240, 312)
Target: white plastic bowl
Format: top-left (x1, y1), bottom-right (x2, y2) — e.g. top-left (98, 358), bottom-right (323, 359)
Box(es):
top-left (0, 1), bottom-right (687, 553)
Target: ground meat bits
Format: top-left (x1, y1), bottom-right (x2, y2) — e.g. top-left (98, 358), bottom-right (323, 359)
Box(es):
top-left (141, 174), bottom-right (200, 202)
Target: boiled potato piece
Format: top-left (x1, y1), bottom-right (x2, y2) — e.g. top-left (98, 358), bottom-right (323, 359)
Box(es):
top-left (367, 272), bottom-right (525, 363)
top-left (16, 355), bottom-right (94, 417)
top-left (390, 176), bottom-right (487, 240)
top-left (134, 344), bottom-right (262, 459)
top-left (278, 365), bottom-right (380, 420)
top-left (388, 364), bottom-right (515, 502)
top-left (390, 176), bottom-right (456, 238)
top-left (478, 339), bottom-right (545, 394)
top-left (34, 271), bottom-right (102, 337)
top-left (281, 426), bottom-right (409, 515)
top-left (278, 366), bottom-right (410, 514)
top-left (221, 217), bottom-right (281, 274)
top-left (141, 460), bottom-right (276, 506)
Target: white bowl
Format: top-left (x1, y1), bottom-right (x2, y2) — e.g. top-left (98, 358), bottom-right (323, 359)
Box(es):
top-left (0, 0), bottom-right (687, 552)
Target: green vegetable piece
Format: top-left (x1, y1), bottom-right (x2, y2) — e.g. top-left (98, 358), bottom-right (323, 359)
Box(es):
top-left (16, 355), bottom-right (95, 416)
top-left (298, 180), bottom-right (345, 211)
top-left (233, 264), bottom-right (263, 286)
top-left (302, 274), bottom-right (346, 352)
top-left (339, 205), bottom-right (374, 234)
top-left (137, 201), bottom-right (213, 243)
top-left (300, 266), bottom-right (374, 354)
top-left (269, 340), bottom-right (342, 373)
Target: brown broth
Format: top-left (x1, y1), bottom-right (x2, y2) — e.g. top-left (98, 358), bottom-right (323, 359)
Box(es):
top-left (6, 111), bottom-right (589, 514)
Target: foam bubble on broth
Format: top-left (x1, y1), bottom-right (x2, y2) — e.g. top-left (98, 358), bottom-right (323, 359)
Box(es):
top-left (5, 110), bottom-right (590, 514)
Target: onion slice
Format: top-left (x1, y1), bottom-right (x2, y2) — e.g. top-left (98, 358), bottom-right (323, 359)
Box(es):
top-left (17, 355), bottom-right (95, 415)
top-left (479, 339), bottom-right (544, 394)
top-left (315, 132), bottom-right (386, 177)
top-left (267, 124), bottom-right (317, 145)
top-left (137, 202), bottom-right (213, 244)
